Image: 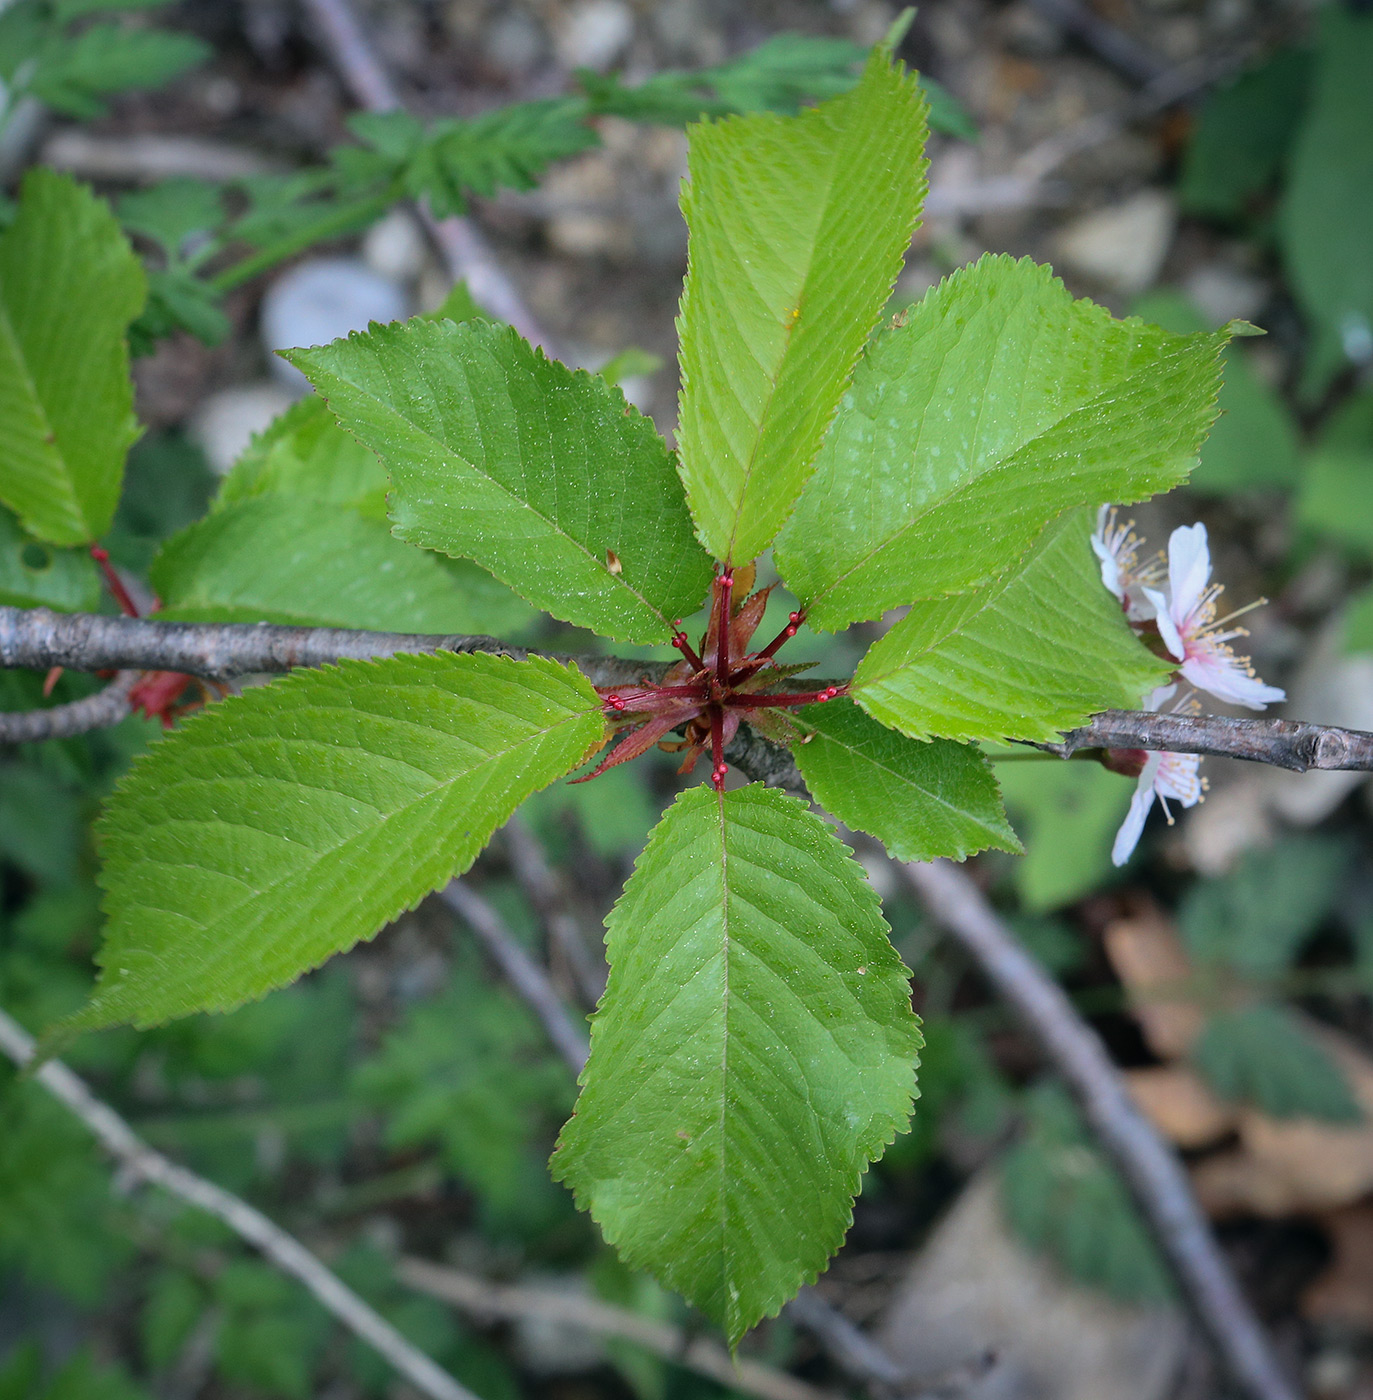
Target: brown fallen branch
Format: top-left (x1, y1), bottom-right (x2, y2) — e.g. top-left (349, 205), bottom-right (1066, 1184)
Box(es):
top-left (5, 608), bottom-right (1371, 775)
top-left (297, 0), bottom-right (554, 350)
top-left (397, 1257), bottom-right (835, 1400)
top-left (0, 671), bottom-right (136, 743)
top-left (0, 1007), bottom-right (480, 1400)
top-left (895, 859), bottom-right (1300, 1400)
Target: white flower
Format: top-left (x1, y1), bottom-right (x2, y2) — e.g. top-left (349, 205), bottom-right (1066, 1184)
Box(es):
top-left (1111, 685), bottom-right (1204, 866)
top-left (1141, 523), bottom-right (1285, 711)
top-left (1091, 506), bottom-right (1162, 622)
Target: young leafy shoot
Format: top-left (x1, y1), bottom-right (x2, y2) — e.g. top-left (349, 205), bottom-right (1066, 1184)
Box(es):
top-left (674, 45), bottom-right (928, 566)
top-left (775, 255), bottom-right (1231, 629)
top-left (851, 511), bottom-right (1170, 743)
top-left (0, 169), bottom-right (144, 547)
top-left (793, 700), bottom-right (1021, 863)
top-left (552, 784), bottom-right (921, 1345)
top-left (289, 320), bottom-right (713, 645)
top-left (61, 654), bottom-right (604, 1034)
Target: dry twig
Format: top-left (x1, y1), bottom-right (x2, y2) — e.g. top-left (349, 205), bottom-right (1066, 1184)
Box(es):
top-left (0, 1007), bottom-right (481, 1400)
top-left (297, 0), bottom-right (553, 349)
top-left (0, 671), bottom-right (136, 743)
top-left (4, 608), bottom-right (1372, 774)
top-left (398, 1257), bottom-right (834, 1400)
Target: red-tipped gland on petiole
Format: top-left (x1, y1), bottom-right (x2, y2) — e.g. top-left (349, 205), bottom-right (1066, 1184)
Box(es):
top-left (711, 763), bottom-right (728, 790)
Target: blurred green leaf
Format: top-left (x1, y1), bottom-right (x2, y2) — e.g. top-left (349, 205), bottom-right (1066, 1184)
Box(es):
top-left (212, 1261), bottom-right (330, 1400)
top-left (355, 949), bottom-right (573, 1230)
top-left (1179, 835), bottom-right (1348, 979)
top-left (995, 756), bottom-right (1132, 911)
top-left (1193, 1004), bottom-right (1360, 1122)
top-left (1133, 289), bottom-right (1299, 493)
top-left (29, 24), bottom-right (208, 118)
top-left (0, 506), bottom-right (100, 611)
top-left (1344, 583), bottom-right (1373, 655)
top-left (1002, 1083), bottom-right (1171, 1303)
top-left (1179, 47), bottom-right (1311, 220)
top-left (1297, 390), bottom-right (1373, 556)
top-left (523, 760), bottom-right (661, 859)
top-left (0, 761), bottom-right (82, 887)
top-left (1280, 8), bottom-right (1373, 399)
top-left (118, 178), bottom-right (222, 261)
top-left (141, 1268), bottom-right (207, 1371)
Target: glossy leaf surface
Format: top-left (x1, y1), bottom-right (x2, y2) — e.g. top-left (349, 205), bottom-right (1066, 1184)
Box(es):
top-left (776, 256), bottom-right (1228, 628)
top-left (852, 512), bottom-right (1169, 743)
top-left (69, 654), bottom-right (603, 1031)
top-left (794, 700), bottom-right (1020, 863)
top-left (289, 320), bottom-right (713, 643)
top-left (553, 783), bottom-right (920, 1345)
top-left (0, 169), bottom-right (144, 545)
top-left (674, 49), bottom-right (927, 565)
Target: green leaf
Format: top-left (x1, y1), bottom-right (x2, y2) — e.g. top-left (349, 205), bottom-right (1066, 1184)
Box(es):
top-left (1179, 836), bottom-right (1349, 980)
top-left (1002, 1083), bottom-right (1171, 1304)
top-left (597, 346), bottom-right (662, 387)
top-left (151, 498), bottom-right (535, 634)
top-left (29, 24), bottom-right (208, 118)
top-left (1193, 1005), bottom-right (1361, 1122)
top-left (118, 178), bottom-right (223, 261)
top-left (674, 48), bottom-right (928, 565)
top-left (552, 783), bottom-right (920, 1344)
top-left (1179, 48), bottom-right (1312, 221)
top-left (852, 511), bottom-right (1169, 744)
top-left (993, 755), bottom-right (1132, 911)
top-left (1344, 584), bottom-right (1373, 655)
top-left (792, 700), bottom-right (1020, 863)
top-left (776, 256), bottom-right (1228, 628)
top-left (422, 279), bottom-right (490, 326)
top-left (1132, 289), bottom-right (1299, 493)
top-left (0, 507), bottom-right (100, 611)
top-left (0, 169), bottom-right (144, 545)
top-left (65, 653), bottom-right (604, 1032)
top-left (1280, 8), bottom-right (1373, 399)
top-left (56, 0), bottom-right (177, 19)
top-left (288, 319), bottom-right (713, 644)
top-left (218, 395), bottom-right (390, 520)
top-left (1297, 390), bottom-right (1373, 557)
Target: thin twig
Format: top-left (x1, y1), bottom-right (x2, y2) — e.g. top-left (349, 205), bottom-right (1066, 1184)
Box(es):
top-left (297, 0), bottom-right (553, 349)
top-left (503, 815), bottom-right (607, 1006)
top-left (0, 1007), bottom-right (482, 1400)
top-left (4, 608), bottom-right (1372, 775)
top-left (0, 672), bottom-right (136, 743)
top-left (895, 860), bottom-right (1300, 1400)
top-left (398, 1257), bottom-right (835, 1400)
top-left (437, 881), bottom-right (590, 1076)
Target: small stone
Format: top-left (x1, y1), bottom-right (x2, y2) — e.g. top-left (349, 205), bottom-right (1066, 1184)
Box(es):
top-left (1183, 263), bottom-right (1267, 327)
top-left (260, 256), bottom-right (409, 389)
top-left (553, 0), bottom-right (633, 72)
top-left (190, 383), bottom-right (295, 475)
top-left (1054, 190), bottom-right (1177, 294)
top-left (362, 210), bottom-right (427, 285)
top-left (484, 8), bottom-right (547, 77)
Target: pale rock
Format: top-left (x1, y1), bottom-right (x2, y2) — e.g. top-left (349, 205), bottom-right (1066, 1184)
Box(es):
top-left (1260, 616), bottom-right (1373, 825)
top-left (1184, 263), bottom-right (1267, 328)
top-left (877, 1172), bottom-right (1186, 1400)
top-left (548, 212), bottom-right (630, 260)
top-left (553, 0), bottom-right (633, 72)
top-left (190, 383), bottom-right (294, 475)
top-left (362, 210), bottom-right (427, 284)
top-left (509, 1276), bottom-right (605, 1375)
top-left (1054, 190), bottom-right (1177, 294)
top-left (484, 8), bottom-right (547, 77)
top-left (260, 256), bottom-right (409, 390)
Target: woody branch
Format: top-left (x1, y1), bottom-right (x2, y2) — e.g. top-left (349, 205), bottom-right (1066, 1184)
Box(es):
top-left (4, 606), bottom-right (1372, 773)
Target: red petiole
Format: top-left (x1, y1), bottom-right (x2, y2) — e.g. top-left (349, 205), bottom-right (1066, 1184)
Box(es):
top-left (585, 569), bottom-right (841, 788)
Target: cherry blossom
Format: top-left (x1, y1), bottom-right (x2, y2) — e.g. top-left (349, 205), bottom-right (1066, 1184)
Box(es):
top-left (1110, 685), bottom-right (1204, 866)
top-left (1091, 506), bottom-right (1163, 622)
top-left (1141, 523), bottom-right (1285, 711)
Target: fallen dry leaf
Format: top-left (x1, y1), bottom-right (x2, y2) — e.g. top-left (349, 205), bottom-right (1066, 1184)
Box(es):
top-left (1124, 1066), bottom-right (1236, 1149)
top-left (1103, 908), bottom-right (1206, 1059)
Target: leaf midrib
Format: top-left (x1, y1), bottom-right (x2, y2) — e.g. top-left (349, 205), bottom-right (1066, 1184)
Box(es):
top-left (802, 343), bottom-right (1196, 613)
top-left (332, 366), bottom-right (671, 631)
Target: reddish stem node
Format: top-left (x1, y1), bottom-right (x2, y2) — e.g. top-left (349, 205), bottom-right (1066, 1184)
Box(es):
top-left (752, 609), bottom-right (806, 665)
top-left (90, 546), bottom-right (141, 619)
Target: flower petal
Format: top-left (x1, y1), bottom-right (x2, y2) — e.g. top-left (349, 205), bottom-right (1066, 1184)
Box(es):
top-left (1167, 523), bottom-right (1212, 623)
top-left (1112, 754), bottom-right (1162, 866)
top-left (1180, 654), bottom-right (1285, 711)
top-left (1143, 587), bottom-right (1184, 660)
